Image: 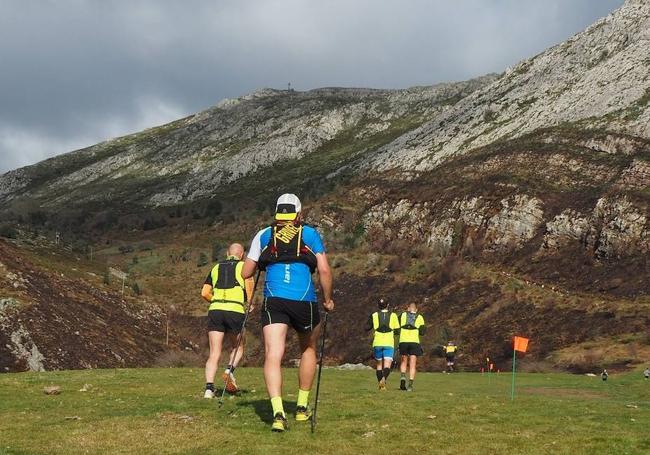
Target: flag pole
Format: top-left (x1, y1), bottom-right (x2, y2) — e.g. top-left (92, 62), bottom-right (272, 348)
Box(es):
top-left (511, 348), bottom-right (516, 401)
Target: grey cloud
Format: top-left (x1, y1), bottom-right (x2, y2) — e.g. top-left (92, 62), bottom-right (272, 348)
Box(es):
top-left (0, 0), bottom-right (623, 173)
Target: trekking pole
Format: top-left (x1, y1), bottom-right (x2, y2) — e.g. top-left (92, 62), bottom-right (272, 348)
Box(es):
top-left (218, 269), bottom-right (261, 408)
top-left (311, 312), bottom-right (329, 433)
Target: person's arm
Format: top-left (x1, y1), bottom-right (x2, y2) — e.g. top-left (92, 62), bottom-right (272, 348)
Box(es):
top-left (201, 284), bottom-right (213, 302)
top-left (201, 271), bottom-right (213, 302)
top-left (418, 315), bottom-right (426, 336)
top-left (365, 314), bottom-right (373, 332)
top-left (316, 252), bottom-right (334, 312)
top-left (242, 258), bottom-right (257, 280)
top-left (242, 230), bottom-right (264, 279)
top-left (244, 276), bottom-right (255, 306)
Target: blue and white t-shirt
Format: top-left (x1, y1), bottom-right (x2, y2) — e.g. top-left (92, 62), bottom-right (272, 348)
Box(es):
top-left (248, 224), bottom-right (325, 302)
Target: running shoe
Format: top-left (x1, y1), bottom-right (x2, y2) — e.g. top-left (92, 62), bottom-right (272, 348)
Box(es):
top-left (222, 371), bottom-right (238, 394)
top-left (271, 413), bottom-right (288, 432)
top-left (203, 389), bottom-right (214, 399)
top-left (295, 406), bottom-right (312, 422)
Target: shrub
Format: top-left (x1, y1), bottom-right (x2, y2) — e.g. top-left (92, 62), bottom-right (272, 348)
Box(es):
top-left (138, 241), bottom-right (155, 251)
top-left (386, 255), bottom-right (408, 273)
top-left (205, 199), bottom-right (223, 218)
top-left (143, 216), bottom-right (168, 231)
top-left (118, 244), bottom-right (135, 254)
top-left (432, 256), bottom-right (466, 287)
top-left (197, 252), bottom-right (209, 267)
top-left (0, 223), bottom-right (18, 239)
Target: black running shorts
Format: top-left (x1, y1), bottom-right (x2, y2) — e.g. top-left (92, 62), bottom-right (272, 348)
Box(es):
top-left (399, 342), bottom-right (424, 356)
top-left (207, 309), bottom-right (245, 333)
top-left (261, 297), bottom-right (320, 333)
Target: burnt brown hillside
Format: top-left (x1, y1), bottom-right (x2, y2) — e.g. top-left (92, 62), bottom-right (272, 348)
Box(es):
top-left (0, 239), bottom-right (191, 372)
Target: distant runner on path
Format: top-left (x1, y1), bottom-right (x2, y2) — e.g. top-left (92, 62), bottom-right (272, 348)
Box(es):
top-left (398, 302), bottom-right (425, 391)
top-left (444, 341), bottom-right (458, 373)
top-left (201, 243), bottom-right (255, 398)
top-left (242, 194), bottom-right (334, 432)
top-left (366, 298), bottom-right (400, 390)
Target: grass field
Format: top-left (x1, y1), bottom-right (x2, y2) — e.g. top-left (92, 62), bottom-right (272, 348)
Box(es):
top-left (0, 368), bottom-right (648, 454)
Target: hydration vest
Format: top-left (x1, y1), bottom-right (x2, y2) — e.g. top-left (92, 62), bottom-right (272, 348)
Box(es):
top-left (258, 222), bottom-right (318, 273)
top-left (401, 312), bottom-right (418, 330)
top-left (210, 258), bottom-right (247, 306)
top-left (372, 311), bottom-right (395, 333)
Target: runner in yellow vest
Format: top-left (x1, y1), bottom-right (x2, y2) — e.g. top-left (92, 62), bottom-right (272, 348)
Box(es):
top-left (200, 243), bottom-right (255, 398)
top-left (398, 302), bottom-right (425, 391)
top-left (444, 341), bottom-right (458, 373)
top-left (366, 298), bottom-right (400, 390)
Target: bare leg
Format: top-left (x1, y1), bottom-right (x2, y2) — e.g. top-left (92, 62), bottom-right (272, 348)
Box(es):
top-left (226, 332), bottom-right (245, 368)
top-left (383, 357), bottom-right (392, 370)
top-left (297, 323), bottom-right (321, 391)
top-left (205, 331), bottom-right (225, 383)
top-left (400, 355), bottom-right (408, 374)
top-left (409, 355), bottom-right (417, 380)
top-left (263, 323), bottom-right (288, 398)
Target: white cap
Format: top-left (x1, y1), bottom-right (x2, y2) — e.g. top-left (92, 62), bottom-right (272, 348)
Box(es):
top-left (275, 193), bottom-right (301, 221)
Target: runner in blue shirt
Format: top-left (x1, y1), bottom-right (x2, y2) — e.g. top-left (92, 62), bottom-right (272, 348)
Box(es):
top-left (243, 194), bottom-right (334, 432)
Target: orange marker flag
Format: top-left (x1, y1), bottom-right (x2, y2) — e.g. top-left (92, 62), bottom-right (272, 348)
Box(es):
top-left (511, 335), bottom-right (529, 401)
top-left (513, 336), bottom-right (529, 353)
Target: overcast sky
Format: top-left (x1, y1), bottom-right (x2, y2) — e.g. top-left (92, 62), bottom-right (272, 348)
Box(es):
top-left (0, 0), bottom-right (624, 174)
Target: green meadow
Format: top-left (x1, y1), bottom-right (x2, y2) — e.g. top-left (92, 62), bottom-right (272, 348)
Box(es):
top-left (1, 368), bottom-right (648, 454)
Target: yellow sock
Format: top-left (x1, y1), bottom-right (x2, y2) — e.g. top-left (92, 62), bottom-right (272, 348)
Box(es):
top-left (270, 396), bottom-right (284, 417)
top-left (297, 389), bottom-right (310, 408)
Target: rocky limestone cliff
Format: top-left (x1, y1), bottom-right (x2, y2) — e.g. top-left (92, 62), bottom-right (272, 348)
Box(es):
top-left (367, 0), bottom-right (650, 172)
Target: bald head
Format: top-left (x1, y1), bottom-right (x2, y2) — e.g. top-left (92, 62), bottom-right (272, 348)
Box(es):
top-left (227, 243), bottom-right (244, 260)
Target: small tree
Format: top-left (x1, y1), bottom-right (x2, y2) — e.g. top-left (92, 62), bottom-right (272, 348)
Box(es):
top-left (132, 282), bottom-right (141, 296)
top-left (197, 252), bottom-right (209, 267)
top-left (103, 269), bottom-right (110, 285)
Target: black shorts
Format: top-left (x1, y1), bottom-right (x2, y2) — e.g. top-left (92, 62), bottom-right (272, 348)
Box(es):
top-left (446, 354), bottom-right (455, 362)
top-left (207, 310), bottom-right (245, 333)
top-left (261, 297), bottom-right (320, 333)
top-left (399, 342), bottom-right (424, 356)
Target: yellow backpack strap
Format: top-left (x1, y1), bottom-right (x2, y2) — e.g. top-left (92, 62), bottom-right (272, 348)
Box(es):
top-left (296, 225), bottom-right (302, 255)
